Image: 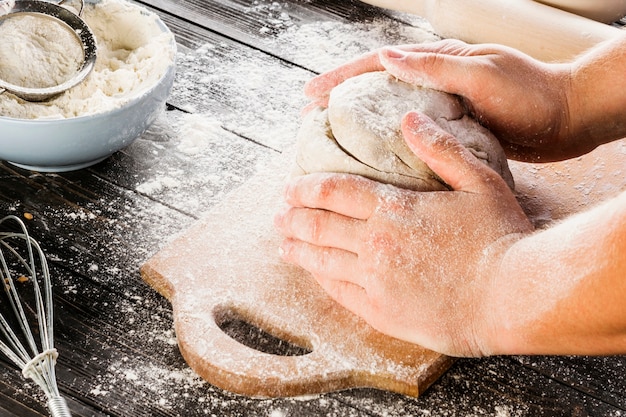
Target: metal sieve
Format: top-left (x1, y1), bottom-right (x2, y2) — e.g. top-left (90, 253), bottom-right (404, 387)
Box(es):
top-left (0, 0), bottom-right (97, 102)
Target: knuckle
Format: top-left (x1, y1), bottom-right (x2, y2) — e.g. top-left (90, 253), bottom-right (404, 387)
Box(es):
top-left (306, 211), bottom-right (326, 242)
top-left (311, 175), bottom-right (340, 201)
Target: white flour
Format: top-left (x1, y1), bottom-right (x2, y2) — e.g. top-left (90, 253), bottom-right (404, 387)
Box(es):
top-left (0, 0), bottom-right (174, 119)
top-left (133, 111), bottom-right (265, 215)
top-left (0, 14), bottom-right (83, 88)
top-left (273, 18), bottom-right (439, 73)
top-left (176, 113), bottom-right (226, 156)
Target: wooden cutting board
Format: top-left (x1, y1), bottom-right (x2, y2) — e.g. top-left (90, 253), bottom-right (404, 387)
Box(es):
top-left (141, 140), bottom-right (626, 398)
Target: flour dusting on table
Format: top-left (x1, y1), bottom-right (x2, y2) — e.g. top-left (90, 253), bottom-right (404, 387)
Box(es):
top-left (273, 18), bottom-right (439, 73)
top-left (176, 114), bottom-right (226, 156)
top-left (134, 111), bottom-right (265, 215)
top-left (171, 8), bottom-right (439, 152)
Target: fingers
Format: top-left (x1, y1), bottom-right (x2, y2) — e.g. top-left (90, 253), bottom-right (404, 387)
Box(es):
top-left (282, 172), bottom-right (382, 220)
top-left (279, 238), bottom-right (373, 321)
top-left (303, 49), bottom-right (385, 105)
top-left (274, 205), bottom-right (362, 254)
top-left (401, 111), bottom-right (509, 194)
top-left (378, 40), bottom-right (494, 97)
top-left (303, 39), bottom-right (485, 105)
top-left (275, 173), bottom-right (390, 313)
top-left (278, 237), bottom-right (361, 286)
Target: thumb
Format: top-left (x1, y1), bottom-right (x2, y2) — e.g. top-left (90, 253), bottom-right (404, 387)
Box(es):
top-left (401, 111), bottom-right (505, 194)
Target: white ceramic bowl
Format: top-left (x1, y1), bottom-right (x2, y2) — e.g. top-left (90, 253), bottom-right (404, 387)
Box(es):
top-left (0, 1), bottom-right (176, 172)
top-left (537, 0), bottom-right (626, 23)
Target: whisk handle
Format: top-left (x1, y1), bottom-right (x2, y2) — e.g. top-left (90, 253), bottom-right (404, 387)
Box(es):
top-left (47, 396), bottom-right (72, 417)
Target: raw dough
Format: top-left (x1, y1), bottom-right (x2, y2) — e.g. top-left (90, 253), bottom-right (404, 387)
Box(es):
top-left (294, 71), bottom-right (514, 191)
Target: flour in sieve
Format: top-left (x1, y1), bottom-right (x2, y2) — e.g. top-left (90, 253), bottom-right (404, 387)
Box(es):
top-left (0, 14), bottom-right (83, 89)
top-left (0, 0), bottom-right (174, 119)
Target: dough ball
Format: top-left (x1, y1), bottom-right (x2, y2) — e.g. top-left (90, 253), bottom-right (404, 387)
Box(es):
top-left (294, 71), bottom-right (514, 191)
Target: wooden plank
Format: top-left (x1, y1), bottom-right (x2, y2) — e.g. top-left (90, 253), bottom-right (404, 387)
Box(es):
top-left (135, 0), bottom-right (386, 47)
top-left (514, 355), bottom-right (626, 410)
top-left (50, 269), bottom-right (367, 417)
top-left (0, 109), bottom-right (272, 289)
top-left (0, 366), bottom-right (47, 417)
top-left (140, 0), bottom-right (439, 73)
top-left (44, 271), bottom-right (626, 417)
top-left (47, 230), bottom-right (613, 417)
top-left (0, 163), bottom-right (189, 293)
top-left (90, 109), bottom-right (276, 217)
top-left (0, 198), bottom-right (613, 416)
top-left (165, 41), bottom-right (311, 151)
top-left (339, 357), bottom-right (624, 416)
top-left (125, 0), bottom-right (439, 159)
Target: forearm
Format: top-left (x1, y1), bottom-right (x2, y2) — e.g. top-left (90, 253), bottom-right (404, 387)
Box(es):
top-left (568, 33), bottom-right (626, 150)
top-left (486, 191), bottom-right (626, 355)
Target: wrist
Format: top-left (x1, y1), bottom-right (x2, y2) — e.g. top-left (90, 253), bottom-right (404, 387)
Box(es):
top-left (541, 61), bottom-right (599, 160)
top-left (566, 36), bottom-right (626, 151)
top-left (472, 233), bottom-right (532, 356)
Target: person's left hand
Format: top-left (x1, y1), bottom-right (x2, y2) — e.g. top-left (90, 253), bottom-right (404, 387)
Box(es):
top-left (274, 111), bottom-right (534, 357)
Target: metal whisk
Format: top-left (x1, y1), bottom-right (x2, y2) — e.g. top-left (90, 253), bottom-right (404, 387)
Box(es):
top-left (0, 215), bottom-right (71, 417)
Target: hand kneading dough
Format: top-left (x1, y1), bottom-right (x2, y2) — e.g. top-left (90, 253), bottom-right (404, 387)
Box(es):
top-left (294, 71), bottom-right (514, 191)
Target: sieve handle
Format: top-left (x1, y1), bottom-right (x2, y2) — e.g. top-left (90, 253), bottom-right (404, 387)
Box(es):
top-left (57, 0), bottom-right (84, 16)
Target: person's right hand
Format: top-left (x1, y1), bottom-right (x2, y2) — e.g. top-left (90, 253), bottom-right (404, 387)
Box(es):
top-left (305, 39), bottom-right (587, 163)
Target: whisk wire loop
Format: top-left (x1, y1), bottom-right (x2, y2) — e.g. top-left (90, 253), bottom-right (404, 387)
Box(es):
top-left (0, 215), bottom-right (70, 416)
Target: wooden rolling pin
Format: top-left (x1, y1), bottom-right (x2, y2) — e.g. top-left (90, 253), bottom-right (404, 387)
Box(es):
top-left (361, 0), bottom-right (623, 62)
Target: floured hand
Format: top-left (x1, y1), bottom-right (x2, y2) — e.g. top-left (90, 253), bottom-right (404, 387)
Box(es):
top-left (275, 112), bottom-right (533, 357)
top-left (303, 39), bottom-right (589, 162)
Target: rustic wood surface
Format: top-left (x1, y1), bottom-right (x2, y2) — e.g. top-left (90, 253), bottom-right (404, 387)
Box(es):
top-left (0, 0), bottom-right (625, 416)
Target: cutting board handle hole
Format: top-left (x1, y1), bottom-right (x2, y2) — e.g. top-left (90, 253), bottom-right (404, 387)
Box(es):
top-left (214, 306), bottom-right (312, 357)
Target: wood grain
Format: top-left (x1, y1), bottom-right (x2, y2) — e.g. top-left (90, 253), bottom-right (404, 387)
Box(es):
top-left (141, 152), bottom-right (454, 398)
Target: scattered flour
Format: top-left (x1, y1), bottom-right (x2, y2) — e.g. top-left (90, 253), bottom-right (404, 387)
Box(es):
top-left (93, 357), bottom-right (210, 409)
top-left (273, 18), bottom-right (439, 73)
top-left (0, 0), bottom-right (175, 119)
top-left (177, 113), bottom-right (225, 156)
top-left (171, 10), bottom-right (438, 152)
top-left (134, 111), bottom-right (261, 204)
top-left (247, 0), bottom-right (294, 35)
top-left (89, 384), bottom-right (109, 396)
top-left (0, 0), bottom-right (14, 14)
top-left (173, 43), bottom-right (307, 151)
top-left (136, 175), bottom-right (182, 194)
top-left (269, 409), bottom-right (287, 417)
top-left (10, 3), bottom-right (601, 416)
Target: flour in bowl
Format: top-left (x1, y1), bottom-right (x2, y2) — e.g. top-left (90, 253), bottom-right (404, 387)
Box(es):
top-left (0, 0), bottom-right (175, 119)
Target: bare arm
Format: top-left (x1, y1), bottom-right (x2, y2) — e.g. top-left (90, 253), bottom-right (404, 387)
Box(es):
top-left (489, 191), bottom-right (626, 355)
top-left (567, 36), bottom-right (626, 156)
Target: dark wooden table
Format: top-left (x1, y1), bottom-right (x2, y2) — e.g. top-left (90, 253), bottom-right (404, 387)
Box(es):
top-left (1, 0), bottom-right (625, 416)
